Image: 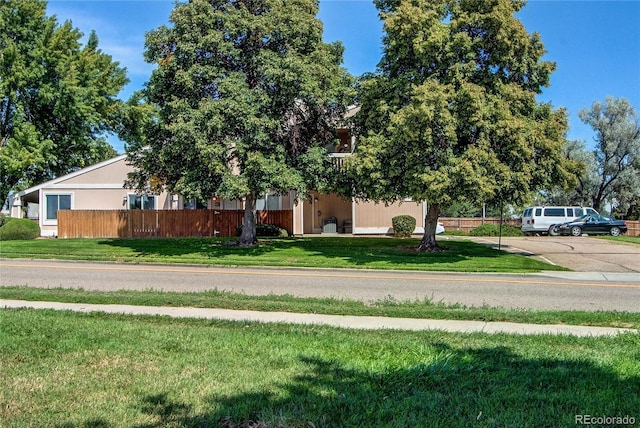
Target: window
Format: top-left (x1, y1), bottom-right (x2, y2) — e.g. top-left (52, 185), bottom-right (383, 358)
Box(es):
top-left (535, 208), bottom-right (542, 216)
top-left (128, 195), bottom-right (156, 210)
top-left (256, 193), bottom-right (280, 210)
top-left (544, 208), bottom-right (565, 217)
top-left (566, 208), bottom-right (574, 217)
top-left (184, 199), bottom-right (207, 209)
top-left (45, 194), bottom-right (71, 220)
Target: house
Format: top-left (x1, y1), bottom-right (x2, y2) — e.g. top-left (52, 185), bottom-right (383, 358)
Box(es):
top-left (297, 105), bottom-right (427, 235)
top-left (10, 155), bottom-right (427, 238)
top-left (10, 110), bottom-right (428, 237)
top-left (10, 155), bottom-right (162, 237)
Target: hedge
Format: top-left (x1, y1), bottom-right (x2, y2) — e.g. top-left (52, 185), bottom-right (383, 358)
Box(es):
top-left (236, 223), bottom-right (289, 237)
top-left (0, 218), bottom-right (41, 240)
top-left (469, 224), bottom-right (523, 237)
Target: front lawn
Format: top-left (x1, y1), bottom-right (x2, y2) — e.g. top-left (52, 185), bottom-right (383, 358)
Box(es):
top-left (1, 309), bottom-right (638, 427)
top-left (0, 236), bottom-right (564, 272)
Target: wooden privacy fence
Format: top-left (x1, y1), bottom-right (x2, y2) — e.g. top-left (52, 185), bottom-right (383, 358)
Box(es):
top-left (439, 217), bottom-right (521, 234)
top-left (624, 220), bottom-right (640, 236)
top-left (58, 209), bottom-right (293, 239)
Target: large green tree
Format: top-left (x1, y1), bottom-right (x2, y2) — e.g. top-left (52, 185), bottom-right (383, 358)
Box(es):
top-left (544, 98), bottom-right (640, 215)
top-left (125, 0), bottom-right (352, 246)
top-left (346, 0), bottom-right (571, 251)
top-left (539, 139), bottom-right (594, 207)
top-left (0, 0), bottom-right (126, 208)
top-left (578, 97), bottom-right (640, 213)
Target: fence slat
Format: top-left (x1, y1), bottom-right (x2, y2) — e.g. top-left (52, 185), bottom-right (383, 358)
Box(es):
top-left (55, 212), bottom-right (640, 238)
top-left (58, 209), bottom-right (294, 238)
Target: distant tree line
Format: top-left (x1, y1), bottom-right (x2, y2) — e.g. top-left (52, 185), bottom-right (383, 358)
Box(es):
top-left (542, 97), bottom-right (640, 219)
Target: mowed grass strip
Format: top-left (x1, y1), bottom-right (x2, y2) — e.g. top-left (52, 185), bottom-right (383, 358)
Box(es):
top-left (1, 309), bottom-right (638, 428)
top-left (2, 286), bottom-right (639, 329)
top-left (0, 236), bottom-right (564, 272)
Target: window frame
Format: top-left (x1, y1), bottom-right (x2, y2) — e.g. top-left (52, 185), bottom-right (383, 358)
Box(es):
top-left (127, 194), bottom-right (157, 210)
top-left (43, 193), bottom-right (73, 225)
top-left (183, 198), bottom-right (208, 210)
top-left (256, 193), bottom-right (281, 211)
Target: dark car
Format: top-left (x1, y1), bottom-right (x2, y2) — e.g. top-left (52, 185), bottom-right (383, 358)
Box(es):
top-left (553, 214), bottom-right (628, 237)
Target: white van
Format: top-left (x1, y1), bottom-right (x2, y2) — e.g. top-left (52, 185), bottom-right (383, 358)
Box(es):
top-left (521, 206), bottom-right (599, 235)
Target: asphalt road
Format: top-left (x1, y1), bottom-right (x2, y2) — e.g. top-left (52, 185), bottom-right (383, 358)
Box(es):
top-left (1, 259), bottom-right (639, 312)
top-left (462, 235), bottom-right (640, 273)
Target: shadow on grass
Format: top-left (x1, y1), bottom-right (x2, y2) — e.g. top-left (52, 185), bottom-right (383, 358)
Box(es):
top-left (96, 237), bottom-right (514, 270)
top-left (63, 342), bottom-right (639, 427)
top-left (96, 237), bottom-right (278, 258)
top-left (56, 419), bottom-right (112, 428)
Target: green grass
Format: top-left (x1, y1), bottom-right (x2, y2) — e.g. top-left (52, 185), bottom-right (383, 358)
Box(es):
top-left (3, 286), bottom-right (639, 329)
top-left (0, 236), bottom-right (565, 272)
top-left (1, 309), bottom-right (638, 427)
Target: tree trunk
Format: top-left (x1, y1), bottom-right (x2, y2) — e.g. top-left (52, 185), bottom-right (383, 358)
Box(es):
top-left (417, 203), bottom-right (442, 252)
top-left (238, 191), bottom-right (258, 246)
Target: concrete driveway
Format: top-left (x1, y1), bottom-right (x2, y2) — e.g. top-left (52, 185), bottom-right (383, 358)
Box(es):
top-left (465, 236), bottom-right (640, 273)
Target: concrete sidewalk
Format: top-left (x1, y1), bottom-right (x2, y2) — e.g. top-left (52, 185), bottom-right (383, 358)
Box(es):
top-left (2, 299), bottom-right (636, 337)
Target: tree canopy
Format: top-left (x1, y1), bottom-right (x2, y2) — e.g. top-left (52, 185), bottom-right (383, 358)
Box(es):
top-left (578, 97), bottom-right (640, 214)
top-left (0, 0), bottom-right (126, 208)
top-left (346, 0), bottom-right (571, 251)
top-left (547, 97), bottom-right (640, 216)
top-left (125, 0), bottom-right (352, 245)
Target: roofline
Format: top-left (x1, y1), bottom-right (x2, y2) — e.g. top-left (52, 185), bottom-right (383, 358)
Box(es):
top-left (12, 154), bottom-right (128, 199)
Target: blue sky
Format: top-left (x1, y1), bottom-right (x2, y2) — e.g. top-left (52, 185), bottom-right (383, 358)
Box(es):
top-left (46, 0), bottom-right (640, 154)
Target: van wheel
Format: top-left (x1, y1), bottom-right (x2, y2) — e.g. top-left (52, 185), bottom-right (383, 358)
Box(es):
top-left (570, 226), bottom-right (582, 237)
top-left (610, 227), bottom-right (621, 236)
top-left (548, 226), bottom-right (559, 236)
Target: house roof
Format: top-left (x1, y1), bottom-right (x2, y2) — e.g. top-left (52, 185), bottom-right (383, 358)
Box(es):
top-left (12, 154), bottom-right (128, 203)
top-left (344, 105), bottom-right (361, 119)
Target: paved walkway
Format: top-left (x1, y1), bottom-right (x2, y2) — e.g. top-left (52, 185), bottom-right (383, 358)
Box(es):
top-left (2, 299), bottom-right (636, 337)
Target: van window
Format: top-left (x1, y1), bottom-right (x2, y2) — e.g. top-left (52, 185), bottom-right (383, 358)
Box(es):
top-left (566, 208), bottom-right (574, 217)
top-left (535, 208), bottom-right (542, 216)
top-left (586, 208), bottom-right (598, 215)
top-left (544, 208), bottom-right (565, 217)
top-left (523, 208), bottom-right (531, 217)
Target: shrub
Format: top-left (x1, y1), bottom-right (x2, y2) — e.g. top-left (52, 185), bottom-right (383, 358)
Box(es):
top-left (236, 223), bottom-right (288, 237)
top-left (0, 218), bottom-right (40, 240)
top-left (0, 213), bottom-right (7, 228)
top-left (442, 229), bottom-right (468, 236)
top-left (469, 223), bottom-right (523, 237)
top-left (392, 215), bottom-right (416, 237)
